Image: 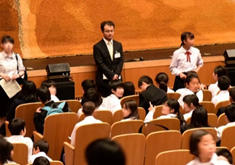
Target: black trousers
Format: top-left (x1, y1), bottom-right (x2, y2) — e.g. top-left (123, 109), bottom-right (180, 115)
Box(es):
top-left (0, 86), bottom-right (10, 117)
top-left (173, 76), bottom-right (185, 91)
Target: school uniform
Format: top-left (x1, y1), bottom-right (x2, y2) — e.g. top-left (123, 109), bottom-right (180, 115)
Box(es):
top-left (157, 113), bottom-right (177, 120)
top-left (187, 153), bottom-right (230, 165)
top-left (29, 152), bottom-right (52, 164)
top-left (167, 87), bottom-right (175, 93)
top-left (216, 122), bottom-right (235, 139)
top-left (183, 110), bottom-right (194, 121)
top-left (170, 46), bottom-right (203, 91)
top-left (208, 82), bottom-right (219, 98)
top-left (6, 135), bottom-right (33, 162)
top-left (121, 116), bottom-right (138, 121)
top-left (212, 90), bottom-right (230, 105)
top-left (102, 94), bottom-right (122, 113)
top-left (176, 88), bottom-right (203, 107)
top-left (51, 95), bottom-right (59, 102)
top-left (77, 102), bottom-right (108, 117)
top-left (70, 116), bottom-right (102, 146)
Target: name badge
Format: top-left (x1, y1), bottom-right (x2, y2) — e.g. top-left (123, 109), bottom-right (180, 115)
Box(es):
top-left (114, 51), bottom-right (121, 58)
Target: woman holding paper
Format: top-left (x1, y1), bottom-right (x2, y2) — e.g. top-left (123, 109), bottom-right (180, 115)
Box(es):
top-left (0, 35), bottom-right (25, 122)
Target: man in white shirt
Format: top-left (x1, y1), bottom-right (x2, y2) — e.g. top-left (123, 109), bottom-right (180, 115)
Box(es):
top-left (6, 118), bottom-right (33, 162)
top-left (170, 32), bottom-right (203, 91)
top-left (102, 80), bottom-right (124, 113)
top-left (208, 66), bottom-right (226, 98)
top-left (70, 101), bottom-right (102, 146)
top-left (29, 140), bottom-right (52, 164)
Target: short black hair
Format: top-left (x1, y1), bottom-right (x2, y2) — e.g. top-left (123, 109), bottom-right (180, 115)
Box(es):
top-left (214, 66), bottom-right (226, 78)
top-left (101, 21), bottom-right (115, 32)
top-left (36, 86), bottom-right (51, 103)
top-left (138, 75), bottom-right (153, 88)
top-left (229, 87), bottom-right (235, 101)
top-left (1, 35), bottom-right (14, 44)
top-left (185, 71), bottom-right (200, 85)
top-left (82, 101), bottom-right (96, 116)
top-left (189, 130), bottom-right (214, 157)
top-left (155, 72), bottom-right (169, 92)
top-left (109, 80), bottom-right (124, 91)
top-left (225, 104), bottom-right (235, 122)
top-left (85, 139), bottom-right (126, 165)
top-left (41, 80), bottom-right (56, 89)
top-left (81, 88), bottom-right (103, 108)
top-left (8, 118), bottom-right (26, 135)
top-left (33, 156), bottom-right (50, 165)
top-left (216, 148), bottom-right (233, 164)
top-left (218, 76), bottom-right (230, 90)
top-left (82, 80), bottom-right (96, 93)
top-left (123, 81), bottom-right (135, 97)
top-left (181, 32), bottom-right (194, 46)
top-left (0, 136), bottom-right (13, 164)
top-left (34, 140), bottom-right (49, 154)
top-left (183, 94), bottom-right (200, 107)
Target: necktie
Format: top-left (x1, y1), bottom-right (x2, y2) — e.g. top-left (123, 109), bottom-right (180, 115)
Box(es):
top-left (107, 41), bottom-right (113, 61)
top-left (185, 51), bottom-right (191, 62)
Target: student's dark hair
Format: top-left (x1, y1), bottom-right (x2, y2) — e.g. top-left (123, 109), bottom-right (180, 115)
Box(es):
top-left (0, 136), bottom-right (13, 164)
top-left (85, 139), bottom-right (126, 165)
top-left (41, 80), bottom-right (56, 89)
top-left (17, 80), bottom-right (37, 102)
top-left (82, 80), bottom-right (96, 93)
top-left (166, 99), bottom-right (185, 125)
top-left (82, 88), bottom-right (103, 108)
top-left (8, 118), bottom-right (25, 135)
top-left (216, 148), bottom-right (233, 164)
top-left (185, 71), bottom-right (200, 85)
top-left (181, 32), bottom-right (194, 46)
top-left (1, 35), bottom-right (14, 44)
top-left (101, 21), bottom-right (115, 32)
top-left (123, 100), bottom-right (139, 119)
top-left (138, 75), bottom-right (153, 88)
top-left (82, 101), bottom-right (96, 116)
top-left (189, 106), bottom-right (209, 128)
top-left (218, 75), bottom-right (230, 90)
top-left (189, 130), bottom-right (215, 157)
top-left (123, 81), bottom-right (135, 97)
top-left (36, 86), bottom-right (51, 103)
top-left (33, 156), bottom-right (50, 165)
top-left (229, 87), bottom-right (235, 102)
top-left (109, 80), bottom-right (124, 91)
top-left (214, 65), bottom-right (226, 78)
top-left (225, 104), bottom-right (235, 122)
top-left (183, 94), bottom-right (200, 108)
top-left (155, 72), bottom-right (169, 92)
top-left (34, 140), bottom-right (49, 154)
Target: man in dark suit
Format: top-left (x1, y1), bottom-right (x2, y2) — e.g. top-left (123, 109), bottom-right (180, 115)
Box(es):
top-left (93, 21), bottom-right (123, 97)
top-left (138, 75), bottom-right (167, 113)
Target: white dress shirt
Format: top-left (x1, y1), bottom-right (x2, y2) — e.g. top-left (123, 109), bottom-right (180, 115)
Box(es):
top-left (183, 110), bottom-right (194, 121)
top-left (103, 38), bottom-right (113, 61)
top-left (51, 95), bottom-right (59, 102)
top-left (167, 87), bottom-right (175, 93)
top-left (170, 46), bottom-right (203, 76)
top-left (144, 111), bottom-right (177, 123)
top-left (211, 90), bottom-right (229, 105)
top-left (29, 152), bottom-right (52, 164)
top-left (102, 94), bottom-right (122, 113)
top-left (77, 102), bottom-right (107, 117)
top-left (187, 153), bottom-right (230, 165)
top-left (216, 121), bottom-right (235, 139)
top-left (70, 116), bottom-right (102, 146)
top-left (208, 82), bottom-right (219, 98)
top-left (6, 135), bottom-right (33, 162)
top-left (157, 113), bottom-right (177, 119)
top-left (176, 88), bottom-right (203, 107)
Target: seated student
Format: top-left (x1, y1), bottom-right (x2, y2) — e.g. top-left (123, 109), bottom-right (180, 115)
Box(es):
top-left (6, 118), bottom-right (33, 162)
top-left (81, 79), bottom-right (96, 103)
top-left (187, 130), bottom-right (230, 165)
top-left (41, 80), bottom-right (60, 102)
top-left (0, 136), bottom-right (16, 165)
top-left (7, 80), bottom-right (38, 121)
top-left (121, 100), bottom-right (139, 121)
top-left (29, 140), bottom-right (52, 164)
top-left (102, 80), bottom-right (124, 113)
top-left (183, 94), bottom-right (201, 121)
top-left (123, 81), bottom-right (135, 97)
top-left (208, 65), bottom-right (227, 98)
top-left (85, 139), bottom-right (126, 165)
top-left (34, 86), bottom-right (69, 134)
top-left (181, 106), bottom-right (209, 133)
top-left (217, 87), bottom-right (235, 117)
top-left (71, 102), bottom-right (102, 146)
top-left (216, 104), bottom-right (235, 139)
top-left (177, 71), bottom-right (203, 106)
top-left (212, 75), bottom-right (231, 105)
top-left (138, 75), bottom-right (167, 113)
top-left (155, 72), bottom-right (174, 93)
top-left (33, 157), bottom-right (50, 165)
top-left (216, 148), bottom-right (233, 165)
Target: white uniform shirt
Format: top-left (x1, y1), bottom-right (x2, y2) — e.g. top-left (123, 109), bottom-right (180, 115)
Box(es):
top-left (144, 112), bottom-right (177, 123)
top-left (157, 113), bottom-right (177, 120)
top-left (167, 87), bottom-right (175, 93)
top-left (6, 135), bottom-right (33, 162)
top-left (29, 152), bottom-right (52, 164)
top-left (216, 122), bottom-right (235, 139)
top-left (102, 94), bottom-right (122, 113)
top-left (183, 110), bottom-right (194, 121)
top-left (208, 82), bottom-right (219, 98)
top-left (170, 46), bottom-right (203, 76)
top-left (176, 88), bottom-right (203, 107)
top-left (77, 102), bottom-right (107, 117)
top-left (70, 116), bottom-right (102, 146)
top-left (211, 90), bottom-right (230, 105)
top-left (51, 95), bottom-right (59, 102)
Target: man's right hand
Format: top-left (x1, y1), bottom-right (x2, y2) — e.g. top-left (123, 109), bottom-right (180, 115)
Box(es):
top-left (112, 74), bottom-right (119, 80)
top-left (179, 73), bottom-right (187, 79)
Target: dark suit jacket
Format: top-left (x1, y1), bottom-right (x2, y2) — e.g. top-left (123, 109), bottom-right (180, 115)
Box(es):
top-left (93, 39), bottom-right (124, 82)
top-left (139, 85), bottom-right (167, 113)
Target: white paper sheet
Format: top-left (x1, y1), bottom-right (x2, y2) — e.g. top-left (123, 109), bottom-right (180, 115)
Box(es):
top-left (0, 79), bottom-right (21, 98)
